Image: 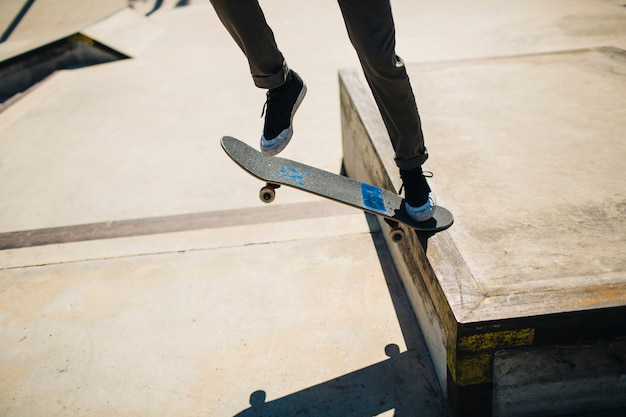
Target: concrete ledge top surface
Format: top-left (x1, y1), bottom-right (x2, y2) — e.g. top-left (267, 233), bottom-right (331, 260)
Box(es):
top-left (338, 46), bottom-right (626, 323)
top-left (407, 47), bottom-right (626, 321)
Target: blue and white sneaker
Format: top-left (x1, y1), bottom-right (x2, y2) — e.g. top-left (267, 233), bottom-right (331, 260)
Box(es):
top-left (260, 69), bottom-right (307, 156)
top-left (400, 167), bottom-right (435, 222)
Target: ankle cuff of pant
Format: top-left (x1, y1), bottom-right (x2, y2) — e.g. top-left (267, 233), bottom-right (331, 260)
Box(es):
top-left (253, 60), bottom-right (289, 89)
top-left (395, 147), bottom-right (429, 170)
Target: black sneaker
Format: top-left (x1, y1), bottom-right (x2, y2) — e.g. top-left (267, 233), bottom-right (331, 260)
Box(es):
top-left (400, 167), bottom-right (435, 222)
top-left (260, 70), bottom-right (307, 156)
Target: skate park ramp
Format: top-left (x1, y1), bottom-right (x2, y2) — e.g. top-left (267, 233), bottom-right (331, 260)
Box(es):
top-left (0, 0), bottom-right (164, 103)
top-left (1, 1), bottom-right (625, 417)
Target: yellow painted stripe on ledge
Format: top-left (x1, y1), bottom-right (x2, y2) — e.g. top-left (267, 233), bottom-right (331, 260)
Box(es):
top-left (458, 328), bottom-right (535, 352)
top-left (456, 353), bottom-right (493, 385)
top-left (450, 328), bottom-right (536, 385)
top-left (69, 33), bottom-right (94, 46)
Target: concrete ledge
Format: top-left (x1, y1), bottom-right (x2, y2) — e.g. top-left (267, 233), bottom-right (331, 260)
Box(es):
top-left (339, 47), bottom-right (626, 417)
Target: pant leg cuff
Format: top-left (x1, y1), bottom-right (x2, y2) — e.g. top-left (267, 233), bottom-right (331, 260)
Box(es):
top-left (395, 148), bottom-right (429, 170)
top-left (253, 60), bottom-right (289, 89)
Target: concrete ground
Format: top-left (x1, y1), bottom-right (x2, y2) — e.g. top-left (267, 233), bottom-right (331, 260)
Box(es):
top-left (1, 1), bottom-right (625, 416)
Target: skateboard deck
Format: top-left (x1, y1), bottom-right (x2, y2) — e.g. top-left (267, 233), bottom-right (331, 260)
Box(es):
top-left (221, 136), bottom-right (453, 241)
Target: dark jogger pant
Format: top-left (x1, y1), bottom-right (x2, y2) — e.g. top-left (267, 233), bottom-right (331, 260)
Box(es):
top-left (209, 0), bottom-right (428, 170)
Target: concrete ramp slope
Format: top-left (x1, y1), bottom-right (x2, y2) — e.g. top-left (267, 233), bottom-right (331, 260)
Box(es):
top-left (0, 4), bottom-right (164, 102)
top-left (0, 0), bottom-right (126, 60)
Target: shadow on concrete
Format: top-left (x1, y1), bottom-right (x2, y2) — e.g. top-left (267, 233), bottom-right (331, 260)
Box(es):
top-left (0, 0), bottom-right (36, 43)
top-left (231, 213), bottom-right (447, 417)
top-left (415, 230), bottom-right (435, 252)
top-left (145, 0), bottom-right (164, 16)
top-left (365, 213), bottom-right (432, 351)
top-left (232, 344), bottom-right (443, 417)
top-left (0, 35), bottom-right (126, 103)
top-left (141, 0), bottom-right (191, 17)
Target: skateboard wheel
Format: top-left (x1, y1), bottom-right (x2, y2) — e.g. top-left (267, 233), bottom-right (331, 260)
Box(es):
top-left (389, 226), bottom-right (405, 243)
top-left (259, 186), bottom-right (276, 203)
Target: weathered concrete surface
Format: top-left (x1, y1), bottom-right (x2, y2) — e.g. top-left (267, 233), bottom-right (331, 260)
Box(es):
top-left (0, 213), bottom-right (447, 417)
top-left (2, 1), bottom-right (626, 417)
top-left (493, 339), bottom-right (626, 416)
top-left (340, 46), bottom-right (626, 417)
top-left (415, 47), bottom-right (626, 319)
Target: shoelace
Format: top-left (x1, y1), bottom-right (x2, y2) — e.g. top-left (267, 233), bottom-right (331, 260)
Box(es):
top-left (260, 92), bottom-right (270, 118)
top-left (399, 170), bottom-right (433, 195)
top-left (260, 90), bottom-right (288, 138)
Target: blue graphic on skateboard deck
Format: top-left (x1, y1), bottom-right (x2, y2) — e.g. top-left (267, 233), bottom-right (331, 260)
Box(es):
top-left (271, 167), bottom-right (312, 186)
top-left (360, 183), bottom-right (389, 216)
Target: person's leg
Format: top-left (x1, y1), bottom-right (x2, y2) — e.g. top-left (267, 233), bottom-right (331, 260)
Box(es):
top-left (209, 0), bottom-right (307, 155)
top-left (337, 0), bottom-right (434, 220)
top-left (337, 0), bottom-right (427, 170)
top-left (209, 0), bottom-right (286, 89)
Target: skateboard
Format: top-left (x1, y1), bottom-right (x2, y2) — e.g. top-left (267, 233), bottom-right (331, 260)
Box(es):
top-left (220, 136), bottom-right (453, 242)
